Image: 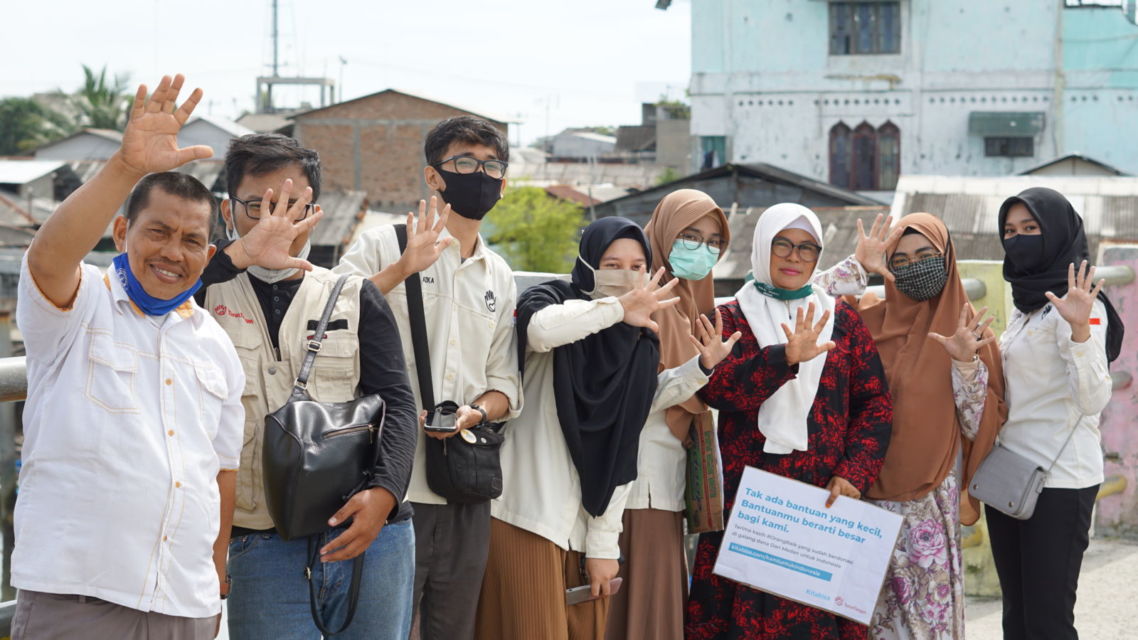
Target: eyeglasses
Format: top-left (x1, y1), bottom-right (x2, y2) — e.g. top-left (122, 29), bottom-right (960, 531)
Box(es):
top-left (771, 237), bottom-right (821, 263)
top-left (230, 196), bottom-right (316, 221)
top-left (889, 249), bottom-right (943, 271)
top-left (433, 155), bottom-right (509, 180)
top-left (677, 231), bottom-right (726, 252)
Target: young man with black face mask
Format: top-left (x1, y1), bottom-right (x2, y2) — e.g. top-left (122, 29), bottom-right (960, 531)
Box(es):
top-left (335, 116), bottom-right (522, 640)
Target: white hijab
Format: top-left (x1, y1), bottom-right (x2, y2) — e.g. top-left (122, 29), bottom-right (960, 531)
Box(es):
top-left (735, 203), bottom-right (836, 454)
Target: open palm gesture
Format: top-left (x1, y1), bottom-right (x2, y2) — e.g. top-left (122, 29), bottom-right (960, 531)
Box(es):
top-left (854, 213), bottom-right (903, 283)
top-left (929, 303), bottom-right (996, 362)
top-left (1046, 260), bottom-right (1105, 342)
top-left (619, 267), bottom-right (681, 333)
top-left (234, 179), bottom-right (323, 272)
top-left (399, 196), bottom-right (454, 276)
top-left (118, 74), bottom-right (212, 175)
top-left (781, 303), bottom-right (835, 365)
top-left (689, 309), bottom-right (743, 370)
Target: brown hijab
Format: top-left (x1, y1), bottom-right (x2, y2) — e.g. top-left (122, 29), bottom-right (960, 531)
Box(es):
top-left (644, 189), bottom-right (731, 441)
top-left (857, 213), bottom-right (1006, 525)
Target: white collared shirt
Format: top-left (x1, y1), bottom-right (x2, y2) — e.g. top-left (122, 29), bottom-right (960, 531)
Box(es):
top-left (492, 297), bottom-right (708, 558)
top-left (14, 256), bottom-right (245, 618)
top-left (335, 224), bottom-right (522, 504)
top-left (999, 299), bottom-right (1112, 489)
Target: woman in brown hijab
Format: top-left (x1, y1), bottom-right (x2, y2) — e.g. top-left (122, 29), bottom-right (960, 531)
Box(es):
top-left (604, 189), bottom-right (729, 640)
top-left (814, 213), bottom-right (1006, 639)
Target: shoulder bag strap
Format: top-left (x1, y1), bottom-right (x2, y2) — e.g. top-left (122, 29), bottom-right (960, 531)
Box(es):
top-left (1044, 415), bottom-right (1086, 475)
top-left (395, 223), bottom-right (435, 408)
top-left (293, 274), bottom-right (350, 393)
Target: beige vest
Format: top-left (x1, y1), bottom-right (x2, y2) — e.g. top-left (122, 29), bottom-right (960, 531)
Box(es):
top-left (205, 268), bottom-right (364, 529)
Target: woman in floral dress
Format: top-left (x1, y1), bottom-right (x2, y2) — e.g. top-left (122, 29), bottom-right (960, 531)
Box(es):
top-left (685, 203), bottom-right (893, 640)
top-left (814, 213), bottom-right (1007, 639)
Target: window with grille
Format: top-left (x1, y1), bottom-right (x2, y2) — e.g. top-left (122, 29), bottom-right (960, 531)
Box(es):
top-left (829, 120), bottom-right (901, 190)
top-left (984, 137), bottom-right (1034, 157)
top-left (830, 2), bottom-right (901, 55)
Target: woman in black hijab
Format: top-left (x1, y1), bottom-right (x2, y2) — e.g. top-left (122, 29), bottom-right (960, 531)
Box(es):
top-left (986, 187), bottom-right (1124, 640)
top-left (475, 217), bottom-right (739, 640)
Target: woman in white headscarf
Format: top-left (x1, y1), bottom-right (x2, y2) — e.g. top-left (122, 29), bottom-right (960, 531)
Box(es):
top-left (685, 203), bottom-right (894, 640)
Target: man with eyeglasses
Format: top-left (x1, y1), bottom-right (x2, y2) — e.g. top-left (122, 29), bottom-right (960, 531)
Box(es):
top-left (335, 116), bottom-right (522, 640)
top-left (194, 133), bottom-right (419, 639)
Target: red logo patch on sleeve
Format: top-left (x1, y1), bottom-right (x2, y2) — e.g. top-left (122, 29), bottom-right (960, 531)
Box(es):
top-left (1089, 318), bottom-right (1102, 325)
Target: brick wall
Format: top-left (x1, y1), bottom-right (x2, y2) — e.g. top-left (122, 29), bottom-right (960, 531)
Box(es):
top-left (294, 91), bottom-right (507, 213)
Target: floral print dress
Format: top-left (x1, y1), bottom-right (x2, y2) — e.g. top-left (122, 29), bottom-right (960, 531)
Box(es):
top-left (811, 256), bottom-right (991, 639)
top-left (866, 361), bottom-right (988, 640)
top-left (685, 300), bottom-right (893, 640)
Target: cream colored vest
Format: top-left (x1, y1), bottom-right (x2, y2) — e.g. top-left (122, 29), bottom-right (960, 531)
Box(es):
top-left (205, 268), bottom-right (364, 529)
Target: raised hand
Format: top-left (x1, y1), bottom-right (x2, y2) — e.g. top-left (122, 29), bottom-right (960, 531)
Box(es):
top-left (780, 303), bottom-right (835, 365)
top-left (619, 267), bottom-right (681, 332)
top-left (398, 196), bottom-right (453, 276)
top-left (118, 74), bottom-right (212, 175)
top-left (232, 179), bottom-right (323, 271)
top-left (929, 303), bottom-right (996, 362)
top-left (689, 309), bottom-right (743, 370)
top-left (1045, 260), bottom-right (1105, 343)
top-left (854, 214), bottom-right (903, 283)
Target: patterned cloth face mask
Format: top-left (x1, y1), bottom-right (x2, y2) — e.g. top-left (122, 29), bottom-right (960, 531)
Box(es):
top-left (892, 256), bottom-right (949, 301)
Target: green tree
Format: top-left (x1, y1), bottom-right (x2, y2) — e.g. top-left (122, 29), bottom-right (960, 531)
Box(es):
top-left (0, 97), bottom-right (71, 155)
top-left (486, 186), bottom-right (585, 273)
top-left (656, 167), bottom-right (681, 185)
top-left (73, 64), bottom-right (130, 130)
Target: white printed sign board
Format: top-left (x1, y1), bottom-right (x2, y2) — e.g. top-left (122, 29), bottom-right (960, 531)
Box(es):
top-left (712, 466), bottom-right (903, 625)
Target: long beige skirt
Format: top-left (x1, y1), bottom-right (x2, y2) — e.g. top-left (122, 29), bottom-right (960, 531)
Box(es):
top-left (604, 508), bottom-right (687, 640)
top-left (475, 517), bottom-right (609, 640)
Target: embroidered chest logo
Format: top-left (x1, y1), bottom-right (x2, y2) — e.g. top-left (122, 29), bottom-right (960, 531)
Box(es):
top-left (484, 290), bottom-right (497, 313)
top-left (213, 304), bottom-right (255, 325)
top-left (422, 276), bottom-right (435, 284)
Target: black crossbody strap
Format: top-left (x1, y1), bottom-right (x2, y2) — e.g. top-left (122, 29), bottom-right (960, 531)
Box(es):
top-left (294, 275), bottom-right (350, 391)
top-left (395, 224), bottom-right (435, 408)
top-left (306, 537), bottom-right (364, 636)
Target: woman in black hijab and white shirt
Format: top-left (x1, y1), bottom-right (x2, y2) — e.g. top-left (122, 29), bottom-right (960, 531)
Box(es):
top-left (474, 217), bottom-right (740, 640)
top-left (989, 187), bottom-right (1124, 640)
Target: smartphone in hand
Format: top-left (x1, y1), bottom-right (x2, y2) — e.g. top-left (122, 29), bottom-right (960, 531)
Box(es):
top-left (424, 408), bottom-right (458, 433)
top-left (565, 578), bottom-right (623, 606)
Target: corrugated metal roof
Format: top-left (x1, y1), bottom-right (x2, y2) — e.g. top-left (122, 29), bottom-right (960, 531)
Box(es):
top-left (892, 174), bottom-right (1138, 259)
top-left (0, 160), bottom-right (65, 185)
top-left (310, 189), bottom-right (368, 248)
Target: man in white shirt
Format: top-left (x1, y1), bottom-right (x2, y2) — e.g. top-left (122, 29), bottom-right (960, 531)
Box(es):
top-left (335, 116), bottom-right (522, 640)
top-left (12, 75), bottom-right (244, 639)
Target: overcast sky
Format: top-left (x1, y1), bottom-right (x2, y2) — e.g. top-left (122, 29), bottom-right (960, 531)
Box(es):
top-left (2, 0), bottom-right (691, 145)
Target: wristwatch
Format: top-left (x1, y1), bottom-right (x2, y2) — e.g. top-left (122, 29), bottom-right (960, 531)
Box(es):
top-left (470, 403), bottom-right (489, 426)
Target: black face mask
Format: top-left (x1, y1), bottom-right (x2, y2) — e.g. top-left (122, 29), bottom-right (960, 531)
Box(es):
top-left (1003, 234), bottom-right (1045, 272)
top-left (436, 169), bottom-right (502, 220)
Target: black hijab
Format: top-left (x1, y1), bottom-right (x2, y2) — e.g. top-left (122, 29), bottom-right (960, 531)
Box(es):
top-left (515, 217), bottom-right (661, 516)
top-left (998, 187), bottom-right (1124, 362)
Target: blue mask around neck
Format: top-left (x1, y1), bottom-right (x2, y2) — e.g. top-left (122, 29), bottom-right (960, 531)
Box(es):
top-left (112, 252), bottom-right (201, 316)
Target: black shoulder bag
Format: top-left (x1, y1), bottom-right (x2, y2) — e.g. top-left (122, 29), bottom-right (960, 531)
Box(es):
top-left (395, 224), bottom-right (505, 503)
top-left (262, 274), bottom-right (385, 636)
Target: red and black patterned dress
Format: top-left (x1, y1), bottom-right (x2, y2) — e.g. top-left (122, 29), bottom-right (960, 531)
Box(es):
top-left (685, 300), bottom-right (893, 640)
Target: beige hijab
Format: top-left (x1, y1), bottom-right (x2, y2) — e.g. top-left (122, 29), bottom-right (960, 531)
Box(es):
top-left (644, 189), bottom-right (730, 440)
top-left (856, 213), bottom-right (1006, 525)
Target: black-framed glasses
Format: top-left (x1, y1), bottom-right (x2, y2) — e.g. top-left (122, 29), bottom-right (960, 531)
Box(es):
top-left (433, 155), bottom-right (509, 180)
top-left (771, 237), bottom-right (821, 263)
top-left (889, 249), bottom-right (943, 271)
top-left (230, 196), bottom-right (316, 221)
top-left (677, 231), bottom-right (726, 252)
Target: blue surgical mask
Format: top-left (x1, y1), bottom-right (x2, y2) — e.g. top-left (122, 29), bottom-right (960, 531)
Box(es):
top-left (111, 252), bottom-right (201, 316)
top-left (668, 240), bottom-right (719, 281)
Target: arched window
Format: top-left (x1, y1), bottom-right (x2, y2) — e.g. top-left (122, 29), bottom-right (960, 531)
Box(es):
top-left (876, 121), bottom-right (900, 190)
top-left (829, 123), bottom-right (852, 189)
top-left (852, 122), bottom-right (877, 190)
top-left (830, 120), bottom-right (901, 190)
